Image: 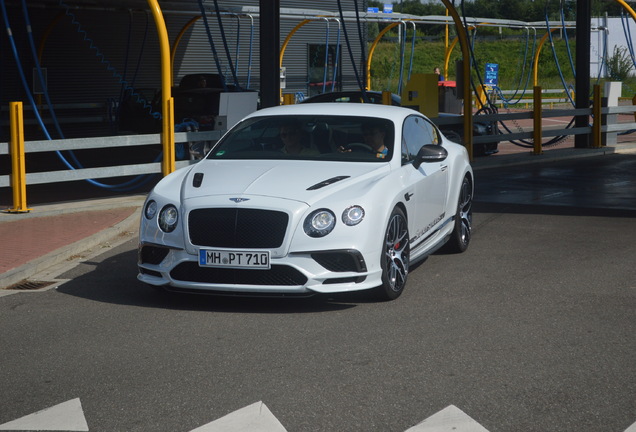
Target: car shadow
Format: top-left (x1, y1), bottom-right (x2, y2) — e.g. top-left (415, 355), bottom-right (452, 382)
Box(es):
top-left (55, 248), bottom-right (379, 313)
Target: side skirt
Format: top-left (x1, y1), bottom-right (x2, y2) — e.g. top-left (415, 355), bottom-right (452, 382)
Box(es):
top-left (409, 215), bottom-right (454, 264)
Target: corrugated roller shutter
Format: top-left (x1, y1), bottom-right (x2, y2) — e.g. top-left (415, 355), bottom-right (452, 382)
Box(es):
top-left (1, 0), bottom-right (366, 139)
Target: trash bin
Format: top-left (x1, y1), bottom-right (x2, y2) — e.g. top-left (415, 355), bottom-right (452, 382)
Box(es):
top-left (438, 81), bottom-right (462, 114)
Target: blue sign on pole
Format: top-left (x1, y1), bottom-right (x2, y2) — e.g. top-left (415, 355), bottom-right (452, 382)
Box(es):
top-left (485, 63), bottom-right (499, 87)
top-left (383, 4), bottom-right (393, 13)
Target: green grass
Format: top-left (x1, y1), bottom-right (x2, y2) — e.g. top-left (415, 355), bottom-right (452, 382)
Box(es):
top-left (368, 37), bottom-right (636, 99)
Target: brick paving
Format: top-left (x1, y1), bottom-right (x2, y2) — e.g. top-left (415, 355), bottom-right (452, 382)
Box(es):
top-left (0, 207), bottom-right (137, 275)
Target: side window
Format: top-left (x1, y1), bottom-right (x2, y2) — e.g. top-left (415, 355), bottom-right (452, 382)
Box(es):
top-left (401, 115), bottom-right (441, 165)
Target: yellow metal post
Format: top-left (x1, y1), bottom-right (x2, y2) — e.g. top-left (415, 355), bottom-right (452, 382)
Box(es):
top-left (283, 93), bottom-right (295, 105)
top-left (7, 102), bottom-right (31, 213)
top-left (533, 29), bottom-right (559, 87)
top-left (592, 85), bottom-right (602, 148)
top-left (382, 91), bottom-right (392, 105)
top-left (162, 97), bottom-right (176, 174)
top-left (440, 0), bottom-right (473, 161)
top-left (147, 0), bottom-right (175, 176)
top-left (366, 22), bottom-right (401, 90)
top-left (533, 86), bottom-right (543, 155)
top-left (171, 16), bottom-right (202, 86)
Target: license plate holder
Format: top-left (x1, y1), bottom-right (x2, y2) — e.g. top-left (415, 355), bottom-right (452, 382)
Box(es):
top-left (198, 249), bottom-right (271, 269)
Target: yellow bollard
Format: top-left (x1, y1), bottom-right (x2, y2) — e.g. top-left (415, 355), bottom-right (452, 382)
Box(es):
top-left (6, 102), bottom-right (31, 213)
top-left (381, 91), bottom-right (392, 105)
top-left (161, 97), bottom-right (175, 176)
top-left (283, 93), bottom-right (295, 105)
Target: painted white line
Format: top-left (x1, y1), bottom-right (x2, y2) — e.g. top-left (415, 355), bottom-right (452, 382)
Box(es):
top-left (624, 420), bottom-right (636, 432)
top-left (0, 398), bottom-right (89, 431)
top-left (405, 405), bottom-right (489, 432)
top-left (189, 401), bottom-right (287, 432)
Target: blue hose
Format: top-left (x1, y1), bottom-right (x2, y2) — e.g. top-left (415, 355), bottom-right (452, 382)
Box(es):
top-left (3, 0), bottom-right (159, 191)
top-left (59, 0), bottom-right (160, 120)
top-left (545, 9), bottom-right (575, 106)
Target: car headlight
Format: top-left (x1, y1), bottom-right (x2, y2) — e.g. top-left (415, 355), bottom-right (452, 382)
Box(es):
top-left (158, 205), bottom-right (179, 233)
top-left (342, 205), bottom-right (365, 226)
top-left (304, 209), bottom-right (336, 237)
top-left (144, 200), bottom-right (157, 220)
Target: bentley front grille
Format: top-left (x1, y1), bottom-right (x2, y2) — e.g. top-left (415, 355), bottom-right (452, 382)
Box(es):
top-left (189, 208), bottom-right (289, 248)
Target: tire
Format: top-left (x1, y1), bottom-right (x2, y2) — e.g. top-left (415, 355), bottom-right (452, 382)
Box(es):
top-left (442, 175), bottom-right (472, 253)
top-left (376, 207), bottom-right (410, 301)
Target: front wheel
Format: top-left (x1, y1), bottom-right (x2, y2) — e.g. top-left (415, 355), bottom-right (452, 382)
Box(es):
top-left (442, 175), bottom-right (472, 253)
top-left (376, 207), bottom-right (410, 301)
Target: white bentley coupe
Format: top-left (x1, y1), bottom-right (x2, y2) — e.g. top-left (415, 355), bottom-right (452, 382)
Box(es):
top-left (138, 103), bottom-right (473, 300)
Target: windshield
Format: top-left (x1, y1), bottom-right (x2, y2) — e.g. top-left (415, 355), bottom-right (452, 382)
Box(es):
top-left (207, 115), bottom-right (395, 162)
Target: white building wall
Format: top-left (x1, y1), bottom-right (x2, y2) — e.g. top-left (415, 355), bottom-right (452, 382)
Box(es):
top-left (590, 15), bottom-right (636, 78)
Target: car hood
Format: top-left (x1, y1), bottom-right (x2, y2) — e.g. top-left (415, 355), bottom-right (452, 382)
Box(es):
top-left (180, 159), bottom-right (389, 204)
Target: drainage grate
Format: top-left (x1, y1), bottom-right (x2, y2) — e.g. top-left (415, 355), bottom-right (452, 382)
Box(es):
top-left (6, 280), bottom-right (56, 291)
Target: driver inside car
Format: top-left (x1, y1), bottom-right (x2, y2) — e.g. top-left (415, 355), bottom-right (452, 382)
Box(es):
top-left (339, 122), bottom-right (389, 158)
top-left (362, 124), bottom-right (388, 158)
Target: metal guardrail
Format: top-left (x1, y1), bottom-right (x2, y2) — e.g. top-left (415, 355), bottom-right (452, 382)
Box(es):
top-left (2, 88), bottom-right (636, 212)
top-left (491, 88), bottom-right (575, 107)
top-left (0, 130), bottom-right (223, 189)
top-left (432, 101), bottom-right (636, 148)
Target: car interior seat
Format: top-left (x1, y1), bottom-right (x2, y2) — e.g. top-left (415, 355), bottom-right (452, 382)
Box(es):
top-left (309, 122), bottom-right (335, 153)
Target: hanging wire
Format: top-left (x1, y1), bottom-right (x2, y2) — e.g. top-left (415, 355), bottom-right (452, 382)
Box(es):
top-left (559, 0), bottom-right (576, 78)
top-left (336, 0), bottom-right (368, 101)
top-left (397, 21), bottom-right (407, 95)
top-left (330, 18), bottom-right (341, 92)
top-left (2, 0), bottom-right (157, 191)
top-left (545, 6), bottom-right (575, 106)
top-left (59, 0), bottom-right (159, 119)
top-left (323, 18), bottom-right (330, 93)
top-left (197, 0), bottom-right (228, 91)
top-left (211, 0), bottom-right (240, 89)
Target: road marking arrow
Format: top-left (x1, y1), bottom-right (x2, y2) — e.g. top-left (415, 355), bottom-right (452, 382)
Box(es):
top-left (189, 401), bottom-right (287, 432)
top-left (625, 420), bottom-right (636, 432)
top-left (0, 398), bottom-right (89, 431)
top-left (405, 405), bottom-right (489, 432)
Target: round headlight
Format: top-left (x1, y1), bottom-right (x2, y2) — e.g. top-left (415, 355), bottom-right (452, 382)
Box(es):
top-left (304, 209), bottom-right (336, 238)
top-left (342, 205), bottom-right (365, 226)
top-left (158, 205), bottom-right (179, 233)
top-left (144, 200), bottom-right (157, 220)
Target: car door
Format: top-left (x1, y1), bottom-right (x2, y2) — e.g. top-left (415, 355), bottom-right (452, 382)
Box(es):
top-left (400, 115), bottom-right (449, 247)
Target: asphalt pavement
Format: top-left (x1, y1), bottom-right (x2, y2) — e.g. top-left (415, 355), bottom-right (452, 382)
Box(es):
top-left (1, 140), bottom-right (635, 292)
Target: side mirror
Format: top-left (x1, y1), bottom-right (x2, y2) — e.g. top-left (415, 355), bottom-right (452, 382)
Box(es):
top-left (413, 145), bottom-right (448, 169)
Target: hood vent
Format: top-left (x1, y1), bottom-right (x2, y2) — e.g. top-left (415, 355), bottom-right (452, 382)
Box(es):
top-left (307, 176), bottom-right (350, 191)
top-left (193, 172), bottom-right (204, 188)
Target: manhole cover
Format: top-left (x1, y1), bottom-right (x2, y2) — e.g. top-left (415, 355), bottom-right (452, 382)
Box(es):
top-left (6, 280), bottom-right (56, 291)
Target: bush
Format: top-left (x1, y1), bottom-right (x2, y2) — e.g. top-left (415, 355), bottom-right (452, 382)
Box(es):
top-left (606, 46), bottom-right (634, 81)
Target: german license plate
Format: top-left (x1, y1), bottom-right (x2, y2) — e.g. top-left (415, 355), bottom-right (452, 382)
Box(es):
top-left (199, 249), bottom-right (270, 269)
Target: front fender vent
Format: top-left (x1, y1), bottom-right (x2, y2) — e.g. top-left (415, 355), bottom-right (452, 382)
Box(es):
top-left (307, 176), bottom-right (350, 191)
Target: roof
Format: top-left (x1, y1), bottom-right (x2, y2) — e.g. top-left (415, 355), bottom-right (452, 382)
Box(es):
top-left (245, 102), bottom-right (416, 122)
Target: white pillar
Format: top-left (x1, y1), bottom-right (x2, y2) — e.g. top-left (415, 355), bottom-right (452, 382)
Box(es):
top-left (603, 81), bottom-right (621, 146)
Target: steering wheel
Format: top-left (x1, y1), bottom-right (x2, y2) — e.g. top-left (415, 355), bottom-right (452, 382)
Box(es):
top-left (343, 142), bottom-right (373, 153)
